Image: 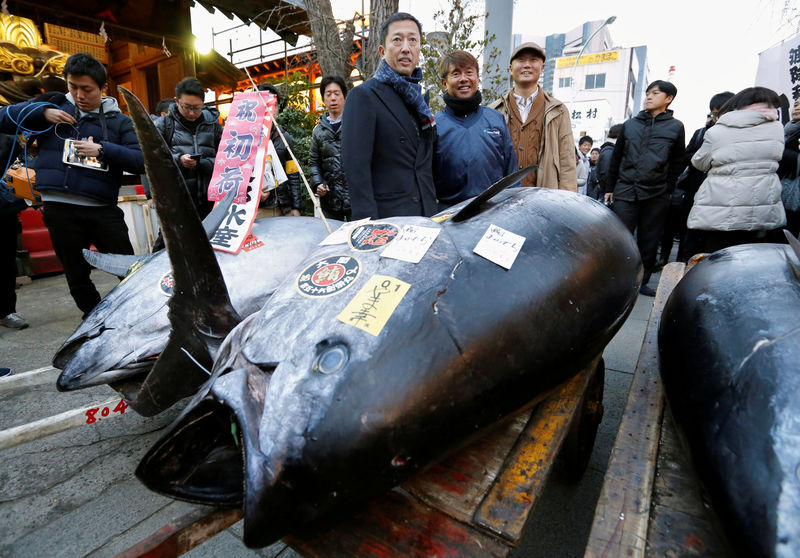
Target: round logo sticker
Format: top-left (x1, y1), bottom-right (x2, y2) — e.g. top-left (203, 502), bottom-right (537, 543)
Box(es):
top-left (159, 271), bottom-right (174, 296)
top-left (348, 222), bottom-right (400, 252)
top-left (296, 255), bottom-right (361, 297)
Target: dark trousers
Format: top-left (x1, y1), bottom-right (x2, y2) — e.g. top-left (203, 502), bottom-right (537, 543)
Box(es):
top-left (684, 229), bottom-right (779, 257)
top-left (0, 213), bottom-right (20, 317)
top-left (613, 195), bottom-right (670, 282)
top-left (321, 207), bottom-right (351, 222)
top-left (42, 202), bottom-right (133, 315)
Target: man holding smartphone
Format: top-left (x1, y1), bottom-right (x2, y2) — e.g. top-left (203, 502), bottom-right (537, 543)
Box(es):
top-left (0, 53), bottom-right (144, 318)
top-left (155, 77), bottom-right (222, 220)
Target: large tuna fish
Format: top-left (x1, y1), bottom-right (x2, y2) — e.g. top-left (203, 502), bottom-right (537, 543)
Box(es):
top-left (658, 238), bottom-right (800, 558)
top-left (135, 183), bottom-right (643, 547)
top-left (54, 86), bottom-right (337, 416)
top-left (53, 216), bottom-right (334, 414)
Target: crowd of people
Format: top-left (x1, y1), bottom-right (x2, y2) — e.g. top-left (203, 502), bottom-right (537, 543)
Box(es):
top-left (1, 11), bottom-right (799, 346)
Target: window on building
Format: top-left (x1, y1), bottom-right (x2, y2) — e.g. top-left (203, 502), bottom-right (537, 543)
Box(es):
top-left (585, 73), bottom-right (606, 89)
top-left (558, 77), bottom-right (572, 88)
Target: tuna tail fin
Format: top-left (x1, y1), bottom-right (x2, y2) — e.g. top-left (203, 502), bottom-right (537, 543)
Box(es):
top-left (119, 86), bottom-right (241, 414)
top-left (83, 250), bottom-right (143, 278)
top-left (783, 229), bottom-right (800, 280)
top-left (452, 165), bottom-right (537, 222)
top-left (82, 191), bottom-right (234, 277)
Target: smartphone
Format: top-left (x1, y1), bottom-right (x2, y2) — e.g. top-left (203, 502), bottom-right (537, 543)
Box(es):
top-left (189, 154), bottom-right (201, 160)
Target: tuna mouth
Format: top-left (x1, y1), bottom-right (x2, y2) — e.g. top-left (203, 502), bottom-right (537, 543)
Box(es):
top-left (136, 397), bottom-right (245, 506)
top-left (136, 365), bottom-right (272, 505)
top-left (56, 357), bottom-right (157, 391)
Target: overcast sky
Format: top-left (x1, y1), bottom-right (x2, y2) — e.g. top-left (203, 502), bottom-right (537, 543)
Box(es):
top-left (192, 0), bottom-right (798, 128)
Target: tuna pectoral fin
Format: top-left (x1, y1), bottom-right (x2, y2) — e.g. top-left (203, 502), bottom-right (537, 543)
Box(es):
top-left (120, 326), bottom-right (214, 416)
top-left (452, 165), bottom-right (538, 222)
top-left (82, 250), bottom-right (143, 278)
top-left (201, 188), bottom-right (235, 239)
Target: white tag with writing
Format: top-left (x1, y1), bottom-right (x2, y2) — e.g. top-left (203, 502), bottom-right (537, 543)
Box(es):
top-left (473, 224), bottom-right (525, 269)
top-left (381, 225), bottom-right (440, 263)
top-left (319, 218), bottom-right (371, 246)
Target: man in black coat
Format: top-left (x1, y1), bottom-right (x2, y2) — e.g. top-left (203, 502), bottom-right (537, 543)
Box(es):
top-left (310, 75), bottom-right (350, 221)
top-left (155, 77), bottom-right (222, 219)
top-left (604, 80), bottom-right (685, 296)
top-left (341, 12), bottom-right (436, 220)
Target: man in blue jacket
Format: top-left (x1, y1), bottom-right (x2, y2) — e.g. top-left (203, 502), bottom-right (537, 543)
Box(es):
top-left (433, 50), bottom-right (517, 210)
top-left (0, 53), bottom-right (144, 316)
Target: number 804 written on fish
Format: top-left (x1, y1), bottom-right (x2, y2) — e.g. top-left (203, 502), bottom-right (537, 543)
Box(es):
top-left (85, 399), bottom-right (129, 424)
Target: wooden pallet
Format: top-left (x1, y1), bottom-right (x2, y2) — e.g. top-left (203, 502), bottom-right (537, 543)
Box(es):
top-left (116, 357), bottom-right (603, 558)
top-left (584, 262), bottom-right (728, 558)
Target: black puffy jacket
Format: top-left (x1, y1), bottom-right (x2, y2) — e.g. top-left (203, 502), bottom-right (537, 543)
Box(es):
top-left (267, 124), bottom-right (302, 212)
top-left (607, 109), bottom-right (686, 201)
top-left (309, 113), bottom-right (349, 214)
top-left (155, 107), bottom-right (222, 216)
top-left (597, 141), bottom-right (616, 194)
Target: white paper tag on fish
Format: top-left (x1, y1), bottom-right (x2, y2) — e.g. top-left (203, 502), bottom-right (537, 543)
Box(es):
top-left (473, 224), bottom-right (525, 269)
top-left (381, 225), bottom-right (440, 263)
top-left (319, 218), bottom-right (370, 246)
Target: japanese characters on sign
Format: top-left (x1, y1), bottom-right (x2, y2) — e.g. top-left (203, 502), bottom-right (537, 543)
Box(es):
top-left (381, 225), bottom-right (440, 263)
top-left (348, 222), bottom-right (400, 251)
top-left (208, 92), bottom-right (276, 205)
top-left (790, 43), bottom-right (800, 101)
top-left (209, 186), bottom-right (260, 254)
top-left (241, 232), bottom-right (265, 252)
top-left (555, 50), bottom-right (620, 69)
top-left (296, 256), bottom-right (361, 297)
top-left (337, 274), bottom-right (411, 336)
top-left (473, 224), bottom-right (525, 269)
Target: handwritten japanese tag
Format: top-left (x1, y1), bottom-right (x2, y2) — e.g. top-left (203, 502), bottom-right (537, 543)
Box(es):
top-left (473, 224), bottom-right (525, 269)
top-left (381, 225), bottom-right (440, 263)
top-left (337, 274), bottom-right (410, 336)
top-left (207, 91), bottom-right (275, 204)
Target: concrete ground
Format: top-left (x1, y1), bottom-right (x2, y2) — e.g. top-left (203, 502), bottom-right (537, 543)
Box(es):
top-left (0, 266), bottom-right (659, 558)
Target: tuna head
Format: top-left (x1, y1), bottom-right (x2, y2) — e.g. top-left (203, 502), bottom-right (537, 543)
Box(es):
top-left (54, 251), bottom-right (171, 390)
top-left (137, 188), bottom-right (643, 547)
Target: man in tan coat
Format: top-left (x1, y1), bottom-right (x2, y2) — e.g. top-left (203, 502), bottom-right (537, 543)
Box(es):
top-left (489, 42), bottom-right (577, 190)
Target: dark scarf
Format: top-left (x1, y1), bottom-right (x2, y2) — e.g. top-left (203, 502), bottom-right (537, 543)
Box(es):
top-left (442, 91), bottom-right (482, 116)
top-left (373, 59), bottom-right (435, 131)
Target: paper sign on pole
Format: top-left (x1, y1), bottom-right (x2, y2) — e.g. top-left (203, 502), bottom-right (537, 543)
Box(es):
top-left (207, 92), bottom-right (276, 205)
top-left (207, 91), bottom-right (276, 254)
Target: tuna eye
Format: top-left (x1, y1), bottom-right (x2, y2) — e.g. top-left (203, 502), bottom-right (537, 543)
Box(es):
top-left (313, 343), bottom-right (349, 375)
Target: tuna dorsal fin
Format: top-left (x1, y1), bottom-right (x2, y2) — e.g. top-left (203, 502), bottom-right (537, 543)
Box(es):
top-left (451, 165), bottom-right (537, 223)
top-left (83, 249), bottom-right (143, 278)
top-left (119, 87), bottom-right (241, 394)
top-left (784, 229), bottom-right (800, 280)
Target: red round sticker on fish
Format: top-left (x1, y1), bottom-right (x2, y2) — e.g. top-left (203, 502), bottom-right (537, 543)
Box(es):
top-left (348, 222), bottom-right (399, 251)
top-left (296, 256), bottom-right (360, 297)
top-left (159, 271), bottom-right (174, 296)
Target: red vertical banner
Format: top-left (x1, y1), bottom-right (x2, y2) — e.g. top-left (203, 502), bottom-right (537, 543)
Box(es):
top-left (207, 91), bottom-right (276, 204)
top-left (208, 91), bottom-right (277, 254)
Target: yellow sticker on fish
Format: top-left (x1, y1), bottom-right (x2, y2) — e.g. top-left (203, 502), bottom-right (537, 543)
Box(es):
top-left (337, 274), bottom-right (410, 336)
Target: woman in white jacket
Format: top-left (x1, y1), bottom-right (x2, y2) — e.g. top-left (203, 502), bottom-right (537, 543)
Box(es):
top-left (686, 87), bottom-right (785, 255)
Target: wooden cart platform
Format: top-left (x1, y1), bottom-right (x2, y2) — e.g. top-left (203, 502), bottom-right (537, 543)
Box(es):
top-left (584, 262), bottom-right (729, 558)
top-left (116, 356), bottom-right (606, 558)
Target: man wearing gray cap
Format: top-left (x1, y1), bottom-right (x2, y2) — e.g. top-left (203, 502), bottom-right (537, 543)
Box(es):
top-left (489, 42), bottom-right (576, 190)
